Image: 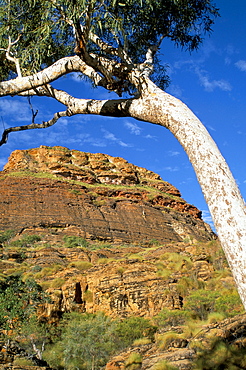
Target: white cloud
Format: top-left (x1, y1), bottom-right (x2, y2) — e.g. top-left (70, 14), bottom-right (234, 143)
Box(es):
top-left (167, 84), bottom-right (183, 99)
top-left (124, 121), bottom-right (142, 135)
top-left (235, 60), bottom-right (246, 72)
top-left (224, 57), bottom-right (231, 66)
top-left (102, 129), bottom-right (132, 147)
top-left (225, 44), bottom-right (237, 56)
top-left (205, 124), bottom-right (216, 132)
top-left (83, 135), bottom-right (107, 147)
top-left (168, 150), bottom-right (180, 157)
top-left (163, 166), bottom-right (179, 172)
top-left (195, 67), bottom-right (232, 92)
top-left (144, 134), bottom-right (157, 140)
top-left (0, 98), bottom-right (32, 122)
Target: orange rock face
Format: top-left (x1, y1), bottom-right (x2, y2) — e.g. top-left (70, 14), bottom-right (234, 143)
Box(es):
top-left (0, 146), bottom-right (215, 243)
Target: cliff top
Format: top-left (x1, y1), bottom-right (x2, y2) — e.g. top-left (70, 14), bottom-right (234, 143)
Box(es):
top-left (3, 145), bottom-right (181, 195)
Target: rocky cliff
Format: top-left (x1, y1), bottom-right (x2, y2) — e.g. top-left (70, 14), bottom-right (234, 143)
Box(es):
top-left (0, 146), bottom-right (214, 244)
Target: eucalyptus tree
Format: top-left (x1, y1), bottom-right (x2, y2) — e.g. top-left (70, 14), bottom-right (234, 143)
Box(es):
top-left (0, 0), bottom-right (246, 307)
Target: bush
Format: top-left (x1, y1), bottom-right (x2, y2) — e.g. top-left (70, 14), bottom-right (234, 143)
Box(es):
top-left (206, 312), bottom-right (226, 324)
top-left (161, 252), bottom-right (192, 271)
top-left (47, 312), bottom-right (118, 370)
top-left (155, 308), bottom-right (191, 327)
top-left (214, 291), bottom-right (244, 317)
top-left (115, 316), bottom-right (157, 348)
top-left (9, 234), bottom-right (41, 249)
top-left (175, 276), bottom-right (204, 296)
top-left (50, 278), bottom-right (66, 288)
top-left (0, 229), bottom-right (15, 244)
top-left (184, 289), bottom-right (219, 320)
top-left (63, 235), bottom-right (89, 248)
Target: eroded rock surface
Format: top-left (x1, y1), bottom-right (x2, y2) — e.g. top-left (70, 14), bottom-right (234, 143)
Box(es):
top-left (0, 146), bottom-right (214, 244)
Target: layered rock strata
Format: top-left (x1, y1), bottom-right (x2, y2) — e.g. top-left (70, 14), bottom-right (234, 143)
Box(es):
top-left (0, 146), bottom-right (214, 244)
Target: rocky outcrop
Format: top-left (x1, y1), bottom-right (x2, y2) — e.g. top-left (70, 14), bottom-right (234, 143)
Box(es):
top-left (0, 239), bottom-right (229, 319)
top-left (0, 146), bottom-right (215, 244)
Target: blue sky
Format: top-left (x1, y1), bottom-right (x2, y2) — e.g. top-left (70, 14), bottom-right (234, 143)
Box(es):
top-left (0, 0), bottom-right (245, 231)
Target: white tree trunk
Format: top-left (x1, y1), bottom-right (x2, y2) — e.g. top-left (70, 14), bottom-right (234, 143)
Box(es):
top-left (127, 81), bottom-right (246, 308)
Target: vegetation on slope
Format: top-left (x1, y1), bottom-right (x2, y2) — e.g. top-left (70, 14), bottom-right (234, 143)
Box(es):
top-left (0, 230), bottom-right (245, 369)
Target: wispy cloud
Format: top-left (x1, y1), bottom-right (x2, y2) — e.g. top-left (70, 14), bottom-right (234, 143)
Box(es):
top-left (167, 84), bottom-right (183, 99)
top-left (205, 124), bottom-right (216, 132)
top-left (235, 60), bottom-right (246, 72)
top-left (124, 121), bottom-right (142, 135)
top-left (144, 134), bottom-right (157, 140)
top-left (0, 98), bottom-right (33, 122)
top-left (168, 150), bottom-right (180, 157)
top-left (195, 67), bottom-right (232, 92)
top-left (102, 129), bottom-right (132, 147)
top-left (163, 166), bottom-right (179, 172)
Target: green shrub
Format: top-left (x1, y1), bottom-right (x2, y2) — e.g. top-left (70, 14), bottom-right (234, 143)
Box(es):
top-left (161, 252), bottom-right (192, 271)
top-left (31, 265), bottom-right (42, 272)
top-left (176, 276), bottom-right (204, 296)
top-left (214, 291), bottom-right (244, 317)
top-left (63, 235), bottom-right (89, 248)
top-left (206, 312), bottom-right (226, 324)
top-left (184, 289), bottom-right (219, 320)
top-left (115, 316), bottom-right (157, 348)
top-left (155, 308), bottom-right (190, 327)
top-left (0, 229), bottom-right (15, 244)
top-left (155, 262), bottom-right (172, 278)
top-left (9, 234), bottom-right (41, 248)
top-left (48, 312), bottom-right (118, 370)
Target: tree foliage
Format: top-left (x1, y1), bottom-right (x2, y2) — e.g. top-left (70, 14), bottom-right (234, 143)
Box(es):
top-left (0, 0), bottom-right (219, 89)
top-left (0, 275), bottom-right (48, 333)
top-left (43, 312), bottom-right (157, 370)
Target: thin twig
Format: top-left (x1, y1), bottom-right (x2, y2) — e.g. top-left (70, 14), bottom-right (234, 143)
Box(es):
top-left (0, 111), bottom-right (67, 146)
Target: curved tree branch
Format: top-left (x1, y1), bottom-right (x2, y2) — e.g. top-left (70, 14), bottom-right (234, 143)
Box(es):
top-left (0, 56), bottom-right (103, 96)
top-left (0, 110), bottom-right (67, 146)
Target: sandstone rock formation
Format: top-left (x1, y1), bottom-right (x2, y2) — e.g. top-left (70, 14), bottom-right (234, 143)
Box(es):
top-left (0, 146), bottom-right (214, 244)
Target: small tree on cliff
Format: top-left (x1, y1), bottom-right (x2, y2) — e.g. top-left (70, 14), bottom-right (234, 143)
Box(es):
top-left (0, 1), bottom-right (246, 307)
